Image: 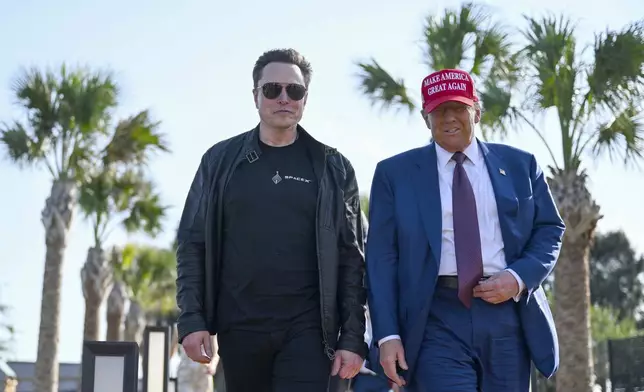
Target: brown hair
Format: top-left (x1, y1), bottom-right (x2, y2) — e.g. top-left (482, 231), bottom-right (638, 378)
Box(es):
top-left (252, 48), bottom-right (313, 88)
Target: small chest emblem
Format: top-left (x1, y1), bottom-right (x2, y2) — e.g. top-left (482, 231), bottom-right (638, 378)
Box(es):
top-left (272, 171), bottom-right (282, 184)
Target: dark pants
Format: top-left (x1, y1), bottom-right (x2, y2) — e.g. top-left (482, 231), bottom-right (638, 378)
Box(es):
top-left (413, 286), bottom-right (531, 391)
top-left (217, 324), bottom-right (341, 392)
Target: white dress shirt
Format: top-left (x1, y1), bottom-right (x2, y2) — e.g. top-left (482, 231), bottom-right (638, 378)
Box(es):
top-left (359, 307), bottom-right (377, 375)
top-left (378, 139), bottom-right (525, 346)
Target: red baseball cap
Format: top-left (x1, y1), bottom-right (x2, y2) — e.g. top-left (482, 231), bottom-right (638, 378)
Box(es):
top-left (421, 69), bottom-right (478, 113)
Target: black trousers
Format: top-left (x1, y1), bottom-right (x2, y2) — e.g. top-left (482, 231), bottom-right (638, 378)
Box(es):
top-left (217, 324), bottom-right (349, 392)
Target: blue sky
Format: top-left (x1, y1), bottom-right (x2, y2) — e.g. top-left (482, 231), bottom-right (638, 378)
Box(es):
top-left (1, 0), bottom-right (643, 363)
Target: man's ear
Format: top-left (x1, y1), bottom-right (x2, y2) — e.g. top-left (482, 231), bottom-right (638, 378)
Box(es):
top-left (474, 107), bottom-right (481, 124)
top-left (420, 109), bottom-right (432, 129)
top-left (253, 88), bottom-right (259, 109)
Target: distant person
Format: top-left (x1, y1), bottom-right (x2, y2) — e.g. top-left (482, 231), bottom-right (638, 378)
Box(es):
top-left (365, 68), bottom-right (565, 391)
top-left (175, 48), bottom-right (367, 392)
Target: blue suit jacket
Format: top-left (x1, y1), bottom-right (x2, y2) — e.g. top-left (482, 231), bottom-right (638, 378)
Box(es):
top-left (365, 140), bottom-right (565, 382)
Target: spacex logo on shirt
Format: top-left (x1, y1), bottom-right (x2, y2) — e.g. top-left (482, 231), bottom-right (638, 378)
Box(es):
top-left (271, 170), bottom-right (313, 184)
top-left (284, 175), bottom-right (312, 183)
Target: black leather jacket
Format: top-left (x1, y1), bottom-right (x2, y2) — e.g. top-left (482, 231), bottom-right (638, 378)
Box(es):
top-left (175, 124), bottom-right (368, 359)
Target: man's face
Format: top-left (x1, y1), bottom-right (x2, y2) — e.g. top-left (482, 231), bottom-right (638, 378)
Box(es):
top-left (424, 101), bottom-right (479, 152)
top-left (254, 62), bottom-right (308, 130)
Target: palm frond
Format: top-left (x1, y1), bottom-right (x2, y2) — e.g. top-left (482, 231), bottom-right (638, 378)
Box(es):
top-left (587, 20), bottom-right (644, 112)
top-left (422, 2), bottom-right (514, 77)
top-left (355, 59), bottom-right (416, 113)
top-left (472, 17), bottom-right (516, 80)
top-left (116, 245), bottom-right (176, 312)
top-left (56, 65), bottom-right (118, 178)
top-left (11, 67), bottom-right (59, 145)
top-left (68, 143), bottom-right (96, 182)
top-left (56, 64), bottom-right (117, 135)
top-left (0, 122), bottom-right (51, 172)
top-left (478, 76), bottom-right (516, 139)
top-left (121, 179), bottom-right (167, 236)
top-left (422, 4), bottom-right (477, 71)
top-left (2, 67), bottom-right (59, 173)
top-left (78, 170), bottom-right (113, 244)
top-left (102, 110), bottom-right (167, 166)
top-left (78, 167), bottom-right (167, 244)
top-left (519, 14), bottom-right (584, 171)
top-left (592, 105), bottom-right (644, 167)
top-left (521, 14), bottom-right (578, 114)
top-left (110, 170), bottom-right (142, 211)
top-left (2, 64), bottom-right (119, 180)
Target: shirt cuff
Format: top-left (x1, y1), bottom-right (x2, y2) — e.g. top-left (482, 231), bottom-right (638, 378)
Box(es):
top-left (378, 335), bottom-right (401, 347)
top-left (359, 360), bottom-right (377, 375)
top-left (506, 268), bottom-right (526, 302)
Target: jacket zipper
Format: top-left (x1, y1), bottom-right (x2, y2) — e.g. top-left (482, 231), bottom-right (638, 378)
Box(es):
top-left (317, 147), bottom-right (335, 360)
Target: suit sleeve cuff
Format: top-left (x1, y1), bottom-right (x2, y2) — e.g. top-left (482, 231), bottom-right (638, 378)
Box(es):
top-left (378, 335), bottom-right (401, 347)
top-left (506, 268), bottom-right (526, 302)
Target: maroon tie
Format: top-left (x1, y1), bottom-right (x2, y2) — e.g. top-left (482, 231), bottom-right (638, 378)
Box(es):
top-left (451, 152), bottom-right (484, 308)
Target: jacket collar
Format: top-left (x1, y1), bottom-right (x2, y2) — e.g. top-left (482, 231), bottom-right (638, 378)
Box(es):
top-left (241, 123), bottom-right (336, 160)
top-left (239, 124), bottom-right (332, 185)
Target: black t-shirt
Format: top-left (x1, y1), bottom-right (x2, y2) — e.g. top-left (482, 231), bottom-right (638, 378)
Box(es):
top-left (217, 136), bottom-right (321, 332)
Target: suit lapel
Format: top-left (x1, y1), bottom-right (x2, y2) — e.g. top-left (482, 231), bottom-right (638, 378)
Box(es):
top-left (412, 143), bottom-right (442, 265)
top-left (479, 140), bottom-right (519, 258)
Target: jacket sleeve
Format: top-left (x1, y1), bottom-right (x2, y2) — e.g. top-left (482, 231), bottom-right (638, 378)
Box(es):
top-left (175, 153), bottom-right (211, 343)
top-left (508, 154), bottom-right (566, 295)
top-left (365, 161), bottom-right (399, 343)
top-left (335, 158), bottom-right (369, 359)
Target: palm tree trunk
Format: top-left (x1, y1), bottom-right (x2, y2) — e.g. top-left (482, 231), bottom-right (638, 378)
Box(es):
top-left (35, 179), bottom-right (76, 392)
top-left (124, 300), bottom-right (145, 345)
top-left (106, 281), bottom-right (129, 341)
top-left (554, 232), bottom-right (595, 390)
top-left (549, 169), bottom-right (601, 392)
top-left (81, 246), bottom-right (113, 342)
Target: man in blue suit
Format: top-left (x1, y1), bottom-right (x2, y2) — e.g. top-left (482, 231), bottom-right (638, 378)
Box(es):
top-left (365, 68), bottom-right (565, 391)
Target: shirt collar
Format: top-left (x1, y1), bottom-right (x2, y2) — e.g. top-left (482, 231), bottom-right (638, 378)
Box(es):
top-left (435, 137), bottom-right (481, 167)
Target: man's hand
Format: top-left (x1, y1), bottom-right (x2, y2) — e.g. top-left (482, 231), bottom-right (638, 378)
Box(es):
top-left (473, 270), bottom-right (520, 304)
top-left (331, 350), bottom-right (363, 379)
top-left (181, 330), bottom-right (213, 364)
top-left (379, 339), bottom-right (408, 387)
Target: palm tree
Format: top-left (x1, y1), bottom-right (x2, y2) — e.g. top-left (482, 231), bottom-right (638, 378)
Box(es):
top-left (78, 110), bottom-right (168, 344)
top-left (355, 2), bottom-right (520, 137)
top-left (105, 246), bottom-right (130, 341)
top-left (0, 65), bottom-right (117, 392)
top-left (108, 243), bottom-right (177, 346)
top-left (516, 16), bottom-right (644, 391)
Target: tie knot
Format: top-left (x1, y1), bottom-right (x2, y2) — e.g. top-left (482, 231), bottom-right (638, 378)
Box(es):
top-left (452, 151), bottom-right (467, 164)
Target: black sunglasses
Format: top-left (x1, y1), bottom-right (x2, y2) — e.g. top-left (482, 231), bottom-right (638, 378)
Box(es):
top-left (258, 83), bottom-right (307, 101)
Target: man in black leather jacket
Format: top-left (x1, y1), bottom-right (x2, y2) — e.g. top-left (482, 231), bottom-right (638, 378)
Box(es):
top-left (175, 48), bottom-right (368, 392)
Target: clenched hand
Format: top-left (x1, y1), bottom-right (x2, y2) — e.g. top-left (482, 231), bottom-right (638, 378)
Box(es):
top-left (473, 270), bottom-right (520, 304)
top-left (181, 330), bottom-right (213, 364)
